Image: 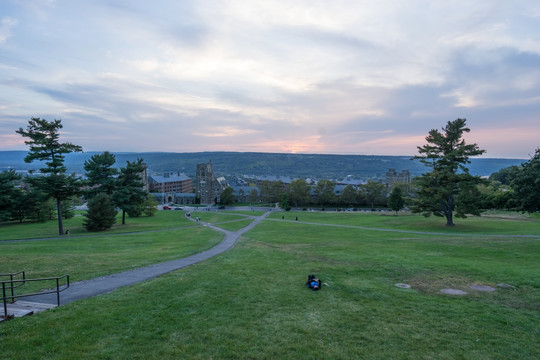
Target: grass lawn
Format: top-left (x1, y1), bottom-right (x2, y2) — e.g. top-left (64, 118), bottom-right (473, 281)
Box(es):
top-left (272, 210), bottom-right (540, 235)
top-left (0, 212), bottom-right (538, 359)
top-left (0, 210), bottom-right (194, 240)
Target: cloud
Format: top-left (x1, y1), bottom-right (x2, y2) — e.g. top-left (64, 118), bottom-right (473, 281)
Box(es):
top-left (0, 1), bottom-right (539, 158)
top-left (0, 17), bottom-right (18, 43)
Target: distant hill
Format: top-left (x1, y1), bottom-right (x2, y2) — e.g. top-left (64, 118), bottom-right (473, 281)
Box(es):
top-left (0, 151), bottom-right (526, 180)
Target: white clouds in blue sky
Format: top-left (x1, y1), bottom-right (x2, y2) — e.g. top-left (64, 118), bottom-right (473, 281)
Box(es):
top-left (1, 0), bottom-right (539, 158)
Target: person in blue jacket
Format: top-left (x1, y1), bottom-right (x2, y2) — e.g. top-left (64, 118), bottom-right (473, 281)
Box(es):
top-left (306, 274), bottom-right (322, 291)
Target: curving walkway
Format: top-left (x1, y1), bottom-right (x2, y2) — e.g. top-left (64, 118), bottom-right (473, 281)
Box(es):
top-left (24, 211), bottom-right (270, 305)
top-left (15, 211), bottom-right (539, 307)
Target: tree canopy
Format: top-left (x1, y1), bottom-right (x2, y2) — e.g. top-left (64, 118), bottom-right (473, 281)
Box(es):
top-left (16, 118), bottom-right (83, 235)
top-left (84, 151), bottom-right (119, 198)
top-left (113, 158), bottom-right (148, 224)
top-left (510, 148), bottom-right (540, 213)
top-left (388, 187), bottom-right (405, 214)
top-left (411, 118), bottom-right (486, 226)
top-left (288, 179), bottom-right (311, 207)
top-left (220, 186), bottom-right (236, 205)
top-left (83, 192), bottom-right (117, 231)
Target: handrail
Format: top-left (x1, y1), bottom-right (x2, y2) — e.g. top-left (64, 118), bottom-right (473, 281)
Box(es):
top-left (1, 274), bottom-right (69, 320)
top-left (0, 271), bottom-right (26, 304)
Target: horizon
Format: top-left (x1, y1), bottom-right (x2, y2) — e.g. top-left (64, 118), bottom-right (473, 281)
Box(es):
top-left (1, 1), bottom-right (539, 158)
top-left (0, 148), bottom-right (529, 161)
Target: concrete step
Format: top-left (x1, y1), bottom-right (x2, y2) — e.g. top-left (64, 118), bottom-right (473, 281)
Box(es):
top-left (1, 300), bottom-right (56, 322)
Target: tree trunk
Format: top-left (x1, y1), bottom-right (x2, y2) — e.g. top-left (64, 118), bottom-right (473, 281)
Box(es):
top-left (122, 210), bottom-right (126, 225)
top-left (445, 194), bottom-right (454, 226)
top-left (57, 199), bottom-right (64, 235)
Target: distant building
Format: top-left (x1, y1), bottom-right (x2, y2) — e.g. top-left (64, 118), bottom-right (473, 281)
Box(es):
top-left (385, 168), bottom-right (410, 188)
top-left (150, 192), bottom-right (196, 205)
top-left (195, 161), bottom-right (230, 204)
top-left (148, 172), bottom-right (193, 205)
top-left (148, 172), bottom-right (192, 193)
top-left (196, 161), bottom-right (214, 204)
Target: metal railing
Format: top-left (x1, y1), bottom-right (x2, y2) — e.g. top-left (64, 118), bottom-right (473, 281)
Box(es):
top-left (1, 272), bottom-right (69, 320)
top-left (0, 271), bottom-right (26, 304)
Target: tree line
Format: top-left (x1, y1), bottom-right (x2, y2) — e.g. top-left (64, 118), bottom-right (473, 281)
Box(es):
top-left (220, 119), bottom-right (540, 226)
top-left (0, 118), bottom-right (156, 234)
top-left (1, 118), bottom-right (539, 231)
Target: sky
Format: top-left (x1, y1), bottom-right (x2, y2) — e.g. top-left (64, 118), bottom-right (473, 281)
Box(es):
top-left (1, 0), bottom-right (539, 158)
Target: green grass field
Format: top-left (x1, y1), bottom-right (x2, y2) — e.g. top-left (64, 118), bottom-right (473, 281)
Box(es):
top-left (1, 210), bottom-right (539, 359)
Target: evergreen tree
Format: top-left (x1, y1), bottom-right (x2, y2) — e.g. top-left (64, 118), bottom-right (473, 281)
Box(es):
top-left (83, 192), bottom-right (118, 231)
top-left (114, 158), bottom-right (147, 225)
top-left (412, 118), bottom-right (486, 226)
top-left (279, 193), bottom-right (290, 211)
top-left (84, 151), bottom-right (119, 199)
top-left (0, 170), bottom-right (22, 222)
top-left (16, 118), bottom-right (83, 235)
top-left (388, 187), bottom-right (405, 214)
top-left (510, 148), bottom-right (540, 213)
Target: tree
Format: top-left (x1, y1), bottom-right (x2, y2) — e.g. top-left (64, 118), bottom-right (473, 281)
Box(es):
top-left (387, 187), bottom-right (405, 214)
top-left (247, 188), bottom-right (259, 203)
top-left (83, 193), bottom-right (118, 231)
top-left (360, 181), bottom-right (386, 208)
top-left (288, 179), bottom-right (311, 207)
top-left (314, 179), bottom-right (336, 206)
top-left (143, 196), bottom-right (159, 217)
top-left (0, 170), bottom-right (22, 221)
top-left (259, 180), bottom-right (285, 203)
top-left (510, 148), bottom-right (540, 213)
top-left (16, 118), bottom-right (83, 235)
top-left (340, 185), bottom-right (358, 207)
top-left (412, 118), bottom-right (486, 226)
top-left (113, 158), bottom-right (147, 225)
top-left (280, 193), bottom-right (290, 211)
top-left (83, 151), bottom-right (119, 199)
top-left (489, 165), bottom-right (520, 185)
top-left (220, 186), bottom-right (236, 205)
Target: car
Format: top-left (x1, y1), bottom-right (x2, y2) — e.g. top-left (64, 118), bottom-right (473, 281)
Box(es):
top-left (174, 207), bottom-right (183, 210)
top-left (163, 206), bottom-right (172, 210)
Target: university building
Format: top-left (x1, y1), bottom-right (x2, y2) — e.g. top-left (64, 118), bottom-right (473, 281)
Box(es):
top-left (195, 160), bottom-right (228, 204)
top-left (148, 172), bottom-right (195, 204)
top-left (385, 168), bottom-right (411, 188)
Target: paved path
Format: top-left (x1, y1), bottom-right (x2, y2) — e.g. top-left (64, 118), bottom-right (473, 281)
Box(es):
top-left (15, 212), bottom-right (539, 306)
top-left (25, 212), bottom-right (270, 305)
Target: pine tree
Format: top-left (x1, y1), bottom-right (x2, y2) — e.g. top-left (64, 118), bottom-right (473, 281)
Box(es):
top-left (83, 193), bottom-right (117, 231)
top-left (388, 187), bottom-right (405, 214)
top-left (114, 158), bottom-right (147, 225)
top-left (412, 118), bottom-right (486, 226)
top-left (84, 151), bottom-right (119, 199)
top-left (510, 148), bottom-right (540, 213)
top-left (16, 118), bottom-right (83, 235)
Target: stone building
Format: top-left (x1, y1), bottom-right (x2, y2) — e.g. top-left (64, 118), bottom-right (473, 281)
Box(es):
top-left (196, 161), bottom-right (213, 204)
top-left (385, 168), bottom-right (411, 188)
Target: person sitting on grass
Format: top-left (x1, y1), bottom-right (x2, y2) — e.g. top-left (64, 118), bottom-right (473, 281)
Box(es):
top-left (306, 274), bottom-right (322, 291)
